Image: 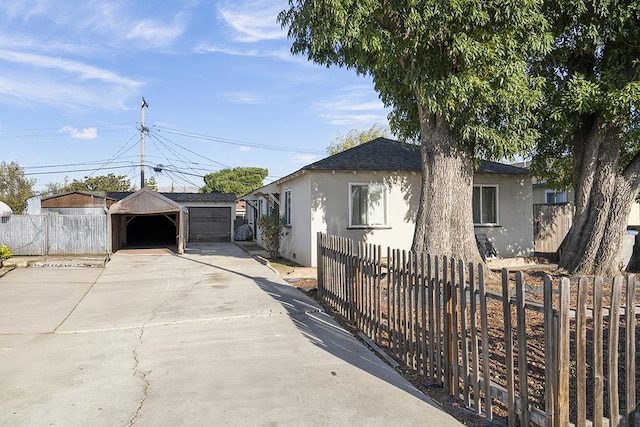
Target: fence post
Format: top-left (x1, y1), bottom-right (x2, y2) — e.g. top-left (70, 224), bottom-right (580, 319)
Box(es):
top-left (543, 275), bottom-right (555, 426)
top-left (501, 268), bottom-right (516, 426)
top-left (443, 256), bottom-right (452, 392)
top-left (556, 277), bottom-right (570, 426)
top-left (317, 232), bottom-right (323, 294)
top-left (626, 275), bottom-right (637, 427)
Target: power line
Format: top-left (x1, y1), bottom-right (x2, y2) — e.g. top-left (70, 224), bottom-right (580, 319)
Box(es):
top-left (153, 125), bottom-right (324, 155)
top-left (149, 128), bottom-right (230, 169)
top-left (23, 165), bottom-right (136, 176)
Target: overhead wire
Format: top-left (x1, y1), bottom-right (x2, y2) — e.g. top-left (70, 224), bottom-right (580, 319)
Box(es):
top-left (85, 131), bottom-right (141, 178)
top-left (153, 125), bottom-right (324, 155)
top-left (146, 132), bottom-right (200, 188)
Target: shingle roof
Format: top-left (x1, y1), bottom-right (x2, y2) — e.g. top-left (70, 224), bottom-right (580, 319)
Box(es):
top-left (162, 192), bottom-right (236, 203)
top-left (301, 137), bottom-right (528, 174)
top-left (44, 191), bottom-right (236, 203)
top-left (304, 138), bottom-right (422, 172)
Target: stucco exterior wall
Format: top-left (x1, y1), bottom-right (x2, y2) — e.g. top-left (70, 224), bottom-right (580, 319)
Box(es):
top-left (278, 174), bottom-right (313, 266)
top-left (303, 171), bottom-right (420, 267)
top-left (474, 174), bottom-right (533, 257)
top-left (247, 169), bottom-right (534, 267)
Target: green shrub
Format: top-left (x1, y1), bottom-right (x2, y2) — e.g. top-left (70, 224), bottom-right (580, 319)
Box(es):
top-left (0, 245), bottom-right (12, 261)
top-left (257, 213), bottom-right (287, 259)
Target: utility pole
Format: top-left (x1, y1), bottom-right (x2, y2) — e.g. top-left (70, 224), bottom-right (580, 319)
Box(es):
top-left (140, 97), bottom-right (149, 189)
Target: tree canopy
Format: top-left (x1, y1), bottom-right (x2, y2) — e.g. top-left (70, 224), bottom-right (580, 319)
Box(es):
top-left (530, 0), bottom-right (640, 275)
top-left (280, 0), bottom-right (551, 261)
top-left (327, 125), bottom-right (389, 155)
top-left (200, 167), bottom-right (268, 196)
top-left (59, 174), bottom-right (133, 193)
top-left (0, 161), bottom-right (35, 214)
top-left (145, 176), bottom-right (158, 191)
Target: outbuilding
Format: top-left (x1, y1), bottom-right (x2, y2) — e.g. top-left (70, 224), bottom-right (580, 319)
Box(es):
top-left (163, 192), bottom-right (236, 243)
top-left (108, 188), bottom-right (188, 253)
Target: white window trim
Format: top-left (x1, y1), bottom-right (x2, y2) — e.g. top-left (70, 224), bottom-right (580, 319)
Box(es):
top-left (544, 189), bottom-right (568, 204)
top-left (283, 189), bottom-right (292, 226)
top-left (473, 184), bottom-right (499, 226)
top-left (348, 182), bottom-right (390, 228)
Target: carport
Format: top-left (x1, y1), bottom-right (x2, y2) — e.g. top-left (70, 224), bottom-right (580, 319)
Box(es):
top-left (108, 188), bottom-right (188, 254)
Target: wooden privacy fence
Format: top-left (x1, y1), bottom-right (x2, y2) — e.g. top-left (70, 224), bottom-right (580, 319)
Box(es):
top-left (0, 214), bottom-right (108, 256)
top-left (317, 232), bottom-right (639, 426)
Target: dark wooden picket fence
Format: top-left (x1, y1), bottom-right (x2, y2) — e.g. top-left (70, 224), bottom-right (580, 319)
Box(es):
top-left (316, 232), bottom-right (639, 426)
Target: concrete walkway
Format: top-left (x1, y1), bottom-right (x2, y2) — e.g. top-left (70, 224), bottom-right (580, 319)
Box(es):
top-left (0, 243), bottom-right (462, 426)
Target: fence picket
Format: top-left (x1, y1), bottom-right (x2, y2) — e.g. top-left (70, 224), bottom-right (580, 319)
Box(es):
top-left (314, 233), bottom-right (638, 426)
top-left (478, 264), bottom-right (492, 420)
top-left (469, 262), bottom-right (481, 414)
top-left (515, 271), bottom-right (529, 426)
top-left (427, 254), bottom-right (436, 384)
top-left (608, 276), bottom-right (623, 426)
top-left (450, 258), bottom-right (459, 399)
top-left (625, 275), bottom-right (636, 427)
top-left (593, 277), bottom-right (604, 427)
top-left (459, 259), bottom-right (470, 407)
top-left (576, 277), bottom-right (588, 427)
top-left (543, 275), bottom-right (555, 426)
top-left (557, 277), bottom-right (570, 426)
top-left (502, 268), bottom-right (516, 426)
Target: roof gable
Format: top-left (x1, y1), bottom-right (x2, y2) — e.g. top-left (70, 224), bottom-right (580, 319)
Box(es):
top-left (304, 138), bottom-right (422, 172)
top-left (108, 188), bottom-right (186, 215)
top-left (300, 137), bottom-right (528, 174)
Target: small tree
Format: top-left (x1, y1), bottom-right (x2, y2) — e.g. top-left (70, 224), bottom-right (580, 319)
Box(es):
top-left (257, 213), bottom-right (287, 259)
top-left (327, 125), bottom-right (389, 155)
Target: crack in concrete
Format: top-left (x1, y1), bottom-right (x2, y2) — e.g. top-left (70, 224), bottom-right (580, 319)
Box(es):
top-left (53, 308), bottom-right (324, 335)
top-left (127, 326), bottom-right (149, 427)
top-left (52, 268), bottom-right (105, 333)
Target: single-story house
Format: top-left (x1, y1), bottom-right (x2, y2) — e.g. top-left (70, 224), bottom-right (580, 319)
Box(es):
top-left (243, 137), bottom-right (533, 267)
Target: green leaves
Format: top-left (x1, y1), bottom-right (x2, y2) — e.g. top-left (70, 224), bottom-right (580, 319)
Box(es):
top-left (280, 0), bottom-right (551, 160)
top-left (0, 161), bottom-right (35, 214)
top-left (61, 174), bottom-right (132, 193)
top-left (200, 167), bottom-right (268, 196)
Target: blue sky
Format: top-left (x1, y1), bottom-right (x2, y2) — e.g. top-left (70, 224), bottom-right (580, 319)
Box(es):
top-left (0, 0), bottom-right (390, 193)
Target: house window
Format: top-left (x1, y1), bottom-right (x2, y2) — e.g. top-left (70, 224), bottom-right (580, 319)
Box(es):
top-left (349, 183), bottom-right (388, 227)
top-left (545, 190), bottom-right (568, 204)
top-left (473, 185), bottom-right (498, 225)
top-left (284, 189), bottom-right (292, 225)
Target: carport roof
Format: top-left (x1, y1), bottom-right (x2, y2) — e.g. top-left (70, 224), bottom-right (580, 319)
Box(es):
top-left (108, 188), bottom-right (187, 215)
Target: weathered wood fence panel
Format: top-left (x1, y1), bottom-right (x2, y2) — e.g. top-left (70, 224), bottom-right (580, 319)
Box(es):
top-left (0, 214), bottom-right (107, 255)
top-left (317, 232), bottom-right (639, 426)
top-left (533, 203), bottom-right (573, 259)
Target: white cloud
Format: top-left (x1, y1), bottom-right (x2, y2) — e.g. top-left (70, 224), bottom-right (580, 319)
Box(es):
top-left (59, 126), bottom-right (98, 140)
top-left (321, 113), bottom-right (387, 126)
top-left (313, 88), bottom-right (389, 126)
top-left (124, 16), bottom-right (186, 48)
top-left (218, 1), bottom-right (286, 43)
top-left (290, 154), bottom-right (320, 164)
top-left (0, 73), bottom-right (137, 111)
top-left (0, 49), bottom-right (142, 87)
top-left (238, 146), bottom-right (252, 152)
top-left (223, 92), bottom-right (263, 104)
top-left (193, 43), bottom-right (259, 56)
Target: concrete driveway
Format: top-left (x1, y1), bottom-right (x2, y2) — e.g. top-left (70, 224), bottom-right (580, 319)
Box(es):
top-left (0, 243), bottom-right (462, 426)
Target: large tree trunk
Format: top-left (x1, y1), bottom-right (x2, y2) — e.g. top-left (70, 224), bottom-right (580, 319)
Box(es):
top-left (411, 108), bottom-right (483, 265)
top-left (559, 118), bottom-right (640, 276)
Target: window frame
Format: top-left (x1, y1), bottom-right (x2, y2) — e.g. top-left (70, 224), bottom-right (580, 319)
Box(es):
top-left (348, 182), bottom-right (390, 228)
top-left (544, 189), bottom-right (568, 204)
top-left (283, 189), bottom-right (292, 226)
top-left (473, 184), bottom-right (499, 226)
